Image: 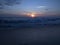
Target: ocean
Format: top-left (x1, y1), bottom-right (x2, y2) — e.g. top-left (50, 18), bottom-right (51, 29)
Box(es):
top-left (0, 16), bottom-right (60, 45)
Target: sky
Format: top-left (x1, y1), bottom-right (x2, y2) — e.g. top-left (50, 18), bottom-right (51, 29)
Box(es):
top-left (0, 0), bottom-right (60, 16)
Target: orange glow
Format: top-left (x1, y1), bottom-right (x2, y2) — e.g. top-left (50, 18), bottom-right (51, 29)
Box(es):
top-left (26, 12), bottom-right (37, 17)
top-left (31, 14), bottom-right (35, 17)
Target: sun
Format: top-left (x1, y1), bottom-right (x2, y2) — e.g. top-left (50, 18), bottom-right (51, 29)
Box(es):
top-left (31, 14), bottom-right (35, 17)
top-left (26, 13), bottom-right (36, 17)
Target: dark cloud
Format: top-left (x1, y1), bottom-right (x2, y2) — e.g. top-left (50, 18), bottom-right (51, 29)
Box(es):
top-left (0, 0), bottom-right (21, 9)
top-left (4, 0), bottom-right (21, 5)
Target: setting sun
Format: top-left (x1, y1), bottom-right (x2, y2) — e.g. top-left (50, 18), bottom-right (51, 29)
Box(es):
top-left (27, 13), bottom-right (36, 17)
top-left (31, 14), bottom-right (35, 17)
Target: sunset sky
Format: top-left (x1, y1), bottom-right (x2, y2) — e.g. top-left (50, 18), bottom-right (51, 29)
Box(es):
top-left (0, 0), bottom-right (60, 16)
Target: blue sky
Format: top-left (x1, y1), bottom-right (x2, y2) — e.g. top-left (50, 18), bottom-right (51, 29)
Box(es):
top-left (1, 0), bottom-right (60, 16)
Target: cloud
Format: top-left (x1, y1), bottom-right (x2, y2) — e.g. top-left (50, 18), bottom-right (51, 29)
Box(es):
top-left (0, 0), bottom-right (22, 9)
top-left (37, 6), bottom-right (46, 8)
top-left (0, 0), bottom-right (21, 6)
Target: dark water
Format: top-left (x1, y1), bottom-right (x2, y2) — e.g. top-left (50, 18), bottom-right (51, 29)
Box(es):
top-left (0, 16), bottom-right (60, 45)
top-left (0, 26), bottom-right (60, 45)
